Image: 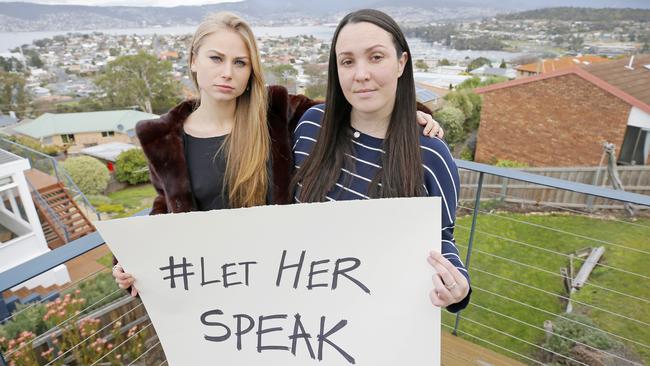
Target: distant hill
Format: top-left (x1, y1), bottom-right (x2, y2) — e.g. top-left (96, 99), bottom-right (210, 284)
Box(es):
top-left (1, 0), bottom-right (649, 32)
top-left (498, 7), bottom-right (650, 21)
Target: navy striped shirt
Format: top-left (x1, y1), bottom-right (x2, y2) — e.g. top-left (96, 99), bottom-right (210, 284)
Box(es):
top-left (292, 105), bottom-right (470, 312)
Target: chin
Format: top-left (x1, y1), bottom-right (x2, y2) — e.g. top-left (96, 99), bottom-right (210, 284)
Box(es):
top-left (350, 100), bottom-right (385, 114)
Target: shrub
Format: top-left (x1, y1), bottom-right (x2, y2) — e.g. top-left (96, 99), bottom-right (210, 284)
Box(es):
top-left (62, 156), bottom-right (110, 195)
top-left (433, 105), bottom-right (466, 146)
top-left (87, 194), bottom-right (112, 206)
top-left (115, 149), bottom-right (149, 185)
top-left (542, 313), bottom-right (622, 363)
top-left (96, 203), bottom-right (125, 214)
top-left (495, 159), bottom-right (529, 168)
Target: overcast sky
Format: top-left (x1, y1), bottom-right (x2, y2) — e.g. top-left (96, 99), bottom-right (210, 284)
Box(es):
top-left (0, 0), bottom-right (240, 6)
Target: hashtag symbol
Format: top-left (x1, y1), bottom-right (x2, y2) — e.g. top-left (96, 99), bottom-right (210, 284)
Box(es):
top-left (159, 256), bottom-right (195, 290)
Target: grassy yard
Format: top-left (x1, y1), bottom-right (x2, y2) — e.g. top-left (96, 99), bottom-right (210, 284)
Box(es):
top-left (443, 211), bottom-right (650, 364)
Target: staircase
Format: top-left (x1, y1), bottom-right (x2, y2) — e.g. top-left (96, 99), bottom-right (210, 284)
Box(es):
top-left (32, 182), bottom-right (95, 249)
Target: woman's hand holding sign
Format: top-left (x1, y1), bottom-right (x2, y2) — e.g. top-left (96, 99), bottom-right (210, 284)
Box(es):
top-left (427, 251), bottom-right (470, 308)
top-left (113, 264), bottom-right (139, 297)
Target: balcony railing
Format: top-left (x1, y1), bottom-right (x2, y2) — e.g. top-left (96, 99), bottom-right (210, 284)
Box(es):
top-left (1, 159), bottom-right (649, 366)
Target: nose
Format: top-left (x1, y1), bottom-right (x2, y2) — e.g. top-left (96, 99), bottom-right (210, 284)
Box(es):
top-left (353, 61), bottom-right (370, 82)
top-left (221, 62), bottom-right (233, 80)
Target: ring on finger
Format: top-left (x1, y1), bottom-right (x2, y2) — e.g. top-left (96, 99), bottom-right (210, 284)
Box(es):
top-left (445, 282), bottom-right (457, 290)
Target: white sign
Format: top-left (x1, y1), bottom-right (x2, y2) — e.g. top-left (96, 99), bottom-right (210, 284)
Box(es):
top-left (96, 197), bottom-right (441, 366)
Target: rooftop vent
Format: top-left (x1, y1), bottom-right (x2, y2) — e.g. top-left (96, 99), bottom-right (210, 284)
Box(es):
top-left (625, 56), bottom-right (635, 70)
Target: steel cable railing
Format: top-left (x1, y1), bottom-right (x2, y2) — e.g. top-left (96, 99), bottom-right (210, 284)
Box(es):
top-left (453, 241), bottom-right (650, 304)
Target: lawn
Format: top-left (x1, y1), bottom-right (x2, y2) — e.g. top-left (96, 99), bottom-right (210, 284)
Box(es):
top-left (443, 211), bottom-right (650, 364)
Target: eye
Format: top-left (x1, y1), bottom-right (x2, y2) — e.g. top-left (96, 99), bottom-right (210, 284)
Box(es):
top-left (209, 55), bottom-right (222, 62)
top-left (340, 58), bottom-right (353, 67)
top-left (371, 53), bottom-right (384, 62)
top-left (234, 59), bottom-right (247, 67)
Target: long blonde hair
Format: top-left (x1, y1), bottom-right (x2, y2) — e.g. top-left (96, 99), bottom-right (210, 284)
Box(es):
top-left (188, 12), bottom-right (270, 208)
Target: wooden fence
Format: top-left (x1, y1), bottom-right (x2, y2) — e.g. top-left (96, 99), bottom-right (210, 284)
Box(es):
top-left (458, 165), bottom-right (650, 210)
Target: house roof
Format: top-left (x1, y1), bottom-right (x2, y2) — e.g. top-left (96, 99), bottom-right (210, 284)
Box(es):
top-left (515, 55), bottom-right (609, 74)
top-left (13, 110), bottom-right (158, 139)
top-left (476, 55), bottom-right (650, 115)
top-left (582, 54), bottom-right (650, 107)
top-left (80, 142), bottom-right (137, 162)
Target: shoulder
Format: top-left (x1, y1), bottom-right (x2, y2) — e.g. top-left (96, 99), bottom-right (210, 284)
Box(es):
top-left (298, 104), bottom-right (326, 125)
top-left (294, 104), bottom-right (326, 137)
top-left (136, 100), bottom-right (195, 146)
top-left (418, 135), bottom-right (458, 171)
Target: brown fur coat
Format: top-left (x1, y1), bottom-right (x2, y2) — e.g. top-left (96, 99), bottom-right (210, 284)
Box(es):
top-left (135, 85), bottom-right (319, 214)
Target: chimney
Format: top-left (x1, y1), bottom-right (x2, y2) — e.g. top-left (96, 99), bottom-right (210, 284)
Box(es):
top-left (625, 55), bottom-right (635, 70)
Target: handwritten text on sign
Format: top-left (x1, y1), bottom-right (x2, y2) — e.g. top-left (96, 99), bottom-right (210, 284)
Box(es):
top-left (96, 198), bottom-right (441, 366)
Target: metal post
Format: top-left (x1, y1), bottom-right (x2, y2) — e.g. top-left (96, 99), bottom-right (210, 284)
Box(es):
top-left (453, 172), bottom-right (484, 335)
top-left (51, 156), bottom-right (60, 181)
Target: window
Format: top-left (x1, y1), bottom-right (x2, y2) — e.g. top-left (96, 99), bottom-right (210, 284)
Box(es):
top-left (101, 131), bottom-right (115, 137)
top-left (619, 126), bottom-right (649, 165)
top-left (60, 134), bottom-right (75, 144)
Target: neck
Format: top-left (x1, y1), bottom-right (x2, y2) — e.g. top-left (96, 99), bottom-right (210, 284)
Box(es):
top-left (189, 93), bottom-right (237, 136)
top-left (350, 107), bottom-right (391, 138)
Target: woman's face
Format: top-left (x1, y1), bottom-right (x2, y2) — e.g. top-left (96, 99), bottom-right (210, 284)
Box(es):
top-left (335, 21), bottom-right (407, 117)
top-left (191, 28), bottom-right (252, 103)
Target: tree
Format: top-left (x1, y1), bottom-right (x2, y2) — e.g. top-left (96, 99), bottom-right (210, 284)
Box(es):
top-left (415, 59), bottom-right (429, 72)
top-left (433, 106), bottom-right (466, 146)
top-left (466, 57), bottom-right (492, 72)
top-left (437, 58), bottom-right (451, 66)
top-left (62, 156), bottom-right (110, 195)
top-left (266, 64), bottom-right (298, 82)
top-left (304, 83), bottom-right (326, 100)
top-left (499, 59), bottom-right (507, 68)
top-left (0, 72), bottom-right (30, 117)
top-left (115, 149), bottom-right (150, 185)
top-left (95, 52), bottom-right (181, 114)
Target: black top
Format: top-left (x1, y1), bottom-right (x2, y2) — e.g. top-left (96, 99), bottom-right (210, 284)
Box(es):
top-left (183, 131), bottom-right (228, 211)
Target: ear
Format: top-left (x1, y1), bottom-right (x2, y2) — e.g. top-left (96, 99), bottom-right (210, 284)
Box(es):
top-left (190, 52), bottom-right (197, 73)
top-left (397, 51), bottom-right (408, 77)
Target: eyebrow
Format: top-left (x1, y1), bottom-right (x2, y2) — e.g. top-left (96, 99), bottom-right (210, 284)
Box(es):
top-left (337, 44), bottom-right (388, 57)
top-left (206, 49), bottom-right (250, 60)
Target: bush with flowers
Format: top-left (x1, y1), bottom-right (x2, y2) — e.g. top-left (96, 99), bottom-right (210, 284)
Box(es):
top-left (0, 290), bottom-right (151, 365)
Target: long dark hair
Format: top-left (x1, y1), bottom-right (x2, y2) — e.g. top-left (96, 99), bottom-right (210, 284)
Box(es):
top-left (292, 8), bottom-right (424, 202)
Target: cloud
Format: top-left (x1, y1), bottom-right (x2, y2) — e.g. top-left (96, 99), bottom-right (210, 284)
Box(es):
top-left (0, 0), bottom-right (241, 6)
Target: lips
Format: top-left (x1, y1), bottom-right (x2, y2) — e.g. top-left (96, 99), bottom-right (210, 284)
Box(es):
top-left (215, 84), bottom-right (235, 91)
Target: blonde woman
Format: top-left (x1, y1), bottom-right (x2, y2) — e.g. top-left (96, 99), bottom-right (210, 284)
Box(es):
top-left (112, 12), bottom-right (442, 295)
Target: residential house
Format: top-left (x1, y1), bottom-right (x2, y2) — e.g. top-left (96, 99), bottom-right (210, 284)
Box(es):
top-left (471, 65), bottom-right (517, 79)
top-left (80, 142), bottom-right (137, 172)
top-left (473, 54), bottom-right (650, 167)
top-left (0, 149), bottom-right (70, 320)
top-left (515, 55), bottom-right (609, 78)
top-left (12, 110), bottom-right (158, 154)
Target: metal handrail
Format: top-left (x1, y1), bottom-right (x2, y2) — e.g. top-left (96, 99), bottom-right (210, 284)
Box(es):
top-left (1, 159), bottom-right (649, 366)
top-left (27, 180), bottom-right (70, 242)
top-left (0, 138), bottom-right (101, 220)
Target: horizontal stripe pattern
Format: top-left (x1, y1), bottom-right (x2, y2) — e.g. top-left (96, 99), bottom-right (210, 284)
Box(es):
top-left (292, 105), bottom-right (469, 309)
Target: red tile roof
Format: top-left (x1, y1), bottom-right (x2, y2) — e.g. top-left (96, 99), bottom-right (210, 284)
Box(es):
top-left (515, 55), bottom-right (609, 74)
top-left (477, 54), bottom-right (650, 115)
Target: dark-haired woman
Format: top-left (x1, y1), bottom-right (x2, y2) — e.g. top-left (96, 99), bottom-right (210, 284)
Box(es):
top-left (292, 9), bottom-right (470, 311)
